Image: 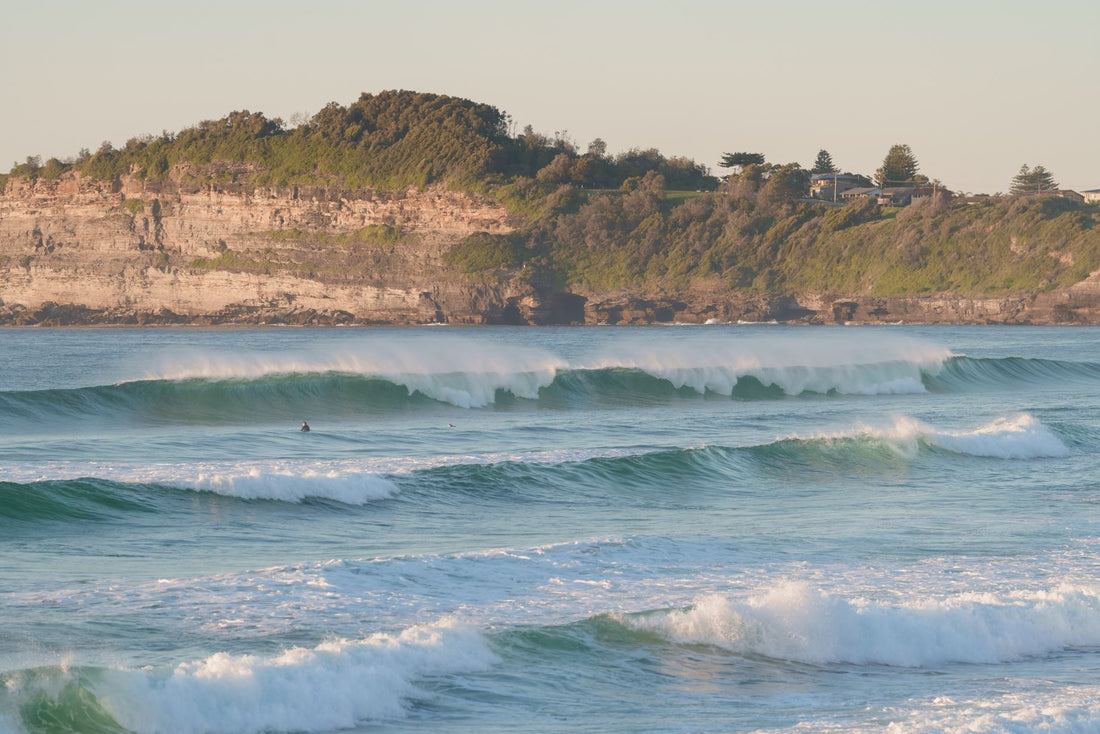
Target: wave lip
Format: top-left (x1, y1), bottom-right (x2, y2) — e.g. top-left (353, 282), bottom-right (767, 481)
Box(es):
top-left (786, 413), bottom-right (1069, 460)
top-left (3, 461), bottom-right (402, 507)
top-left (182, 466), bottom-right (399, 504)
top-left (0, 334), bottom-right (960, 423)
top-left (141, 339), bottom-right (566, 408)
top-left (583, 332), bottom-right (951, 397)
top-left (630, 581), bottom-right (1100, 667)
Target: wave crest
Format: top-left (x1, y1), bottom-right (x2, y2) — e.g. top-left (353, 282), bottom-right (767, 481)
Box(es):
top-left (178, 464), bottom-right (399, 503)
top-left (3, 619), bottom-right (495, 734)
top-left (785, 413), bottom-right (1069, 460)
top-left (631, 581), bottom-right (1100, 666)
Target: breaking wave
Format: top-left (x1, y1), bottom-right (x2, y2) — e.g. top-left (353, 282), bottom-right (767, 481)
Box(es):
top-left (626, 581), bottom-right (1100, 666)
top-left (3, 333), bottom-right (1098, 428)
top-left (0, 619), bottom-right (494, 734)
top-left (0, 333), bottom-right (962, 426)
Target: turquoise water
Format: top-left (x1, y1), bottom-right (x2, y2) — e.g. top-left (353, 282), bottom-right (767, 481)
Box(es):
top-left (1, 324), bottom-right (1099, 733)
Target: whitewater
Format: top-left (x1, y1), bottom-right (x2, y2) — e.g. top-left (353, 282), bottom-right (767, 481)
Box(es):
top-left (1, 324), bottom-right (1099, 733)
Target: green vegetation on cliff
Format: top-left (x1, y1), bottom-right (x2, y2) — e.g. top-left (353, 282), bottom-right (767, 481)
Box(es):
top-left (8, 90), bottom-right (1100, 299)
top-left (516, 172), bottom-right (1100, 296)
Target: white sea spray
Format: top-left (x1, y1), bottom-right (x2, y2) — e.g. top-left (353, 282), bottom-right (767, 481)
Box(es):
top-left (138, 337), bottom-right (565, 408)
top-left (583, 331), bottom-right (951, 395)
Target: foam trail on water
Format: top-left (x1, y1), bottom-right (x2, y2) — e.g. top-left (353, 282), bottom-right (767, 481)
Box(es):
top-left (752, 685), bottom-right (1100, 733)
top-left (584, 332), bottom-right (951, 396)
top-left (632, 581), bottom-right (1100, 666)
top-left (791, 413), bottom-right (1070, 459)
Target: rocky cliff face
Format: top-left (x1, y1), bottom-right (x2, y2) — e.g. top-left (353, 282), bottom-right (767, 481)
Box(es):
top-left (3, 169), bottom-right (1099, 326)
top-left (0, 167), bottom-right (548, 325)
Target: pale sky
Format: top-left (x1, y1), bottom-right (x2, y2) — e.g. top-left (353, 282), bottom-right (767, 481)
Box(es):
top-left (2, 0), bottom-right (1097, 195)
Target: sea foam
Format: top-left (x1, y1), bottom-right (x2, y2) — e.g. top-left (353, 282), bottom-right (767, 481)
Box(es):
top-left (180, 466), bottom-right (399, 504)
top-left (633, 581), bottom-right (1100, 666)
top-left (751, 685), bottom-right (1100, 733)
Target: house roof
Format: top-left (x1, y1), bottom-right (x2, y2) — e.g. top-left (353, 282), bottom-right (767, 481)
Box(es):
top-left (841, 187), bottom-right (880, 196)
top-left (810, 173), bottom-right (865, 181)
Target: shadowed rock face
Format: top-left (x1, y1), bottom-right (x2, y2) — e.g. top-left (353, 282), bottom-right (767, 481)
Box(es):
top-left (3, 170), bottom-right (1100, 326)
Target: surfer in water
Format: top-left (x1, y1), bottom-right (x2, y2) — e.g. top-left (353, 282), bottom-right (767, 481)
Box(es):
top-left (300, 421), bottom-right (310, 432)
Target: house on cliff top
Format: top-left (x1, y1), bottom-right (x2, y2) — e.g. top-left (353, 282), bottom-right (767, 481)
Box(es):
top-left (809, 173), bottom-right (866, 201)
top-left (836, 185), bottom-right (949, 207)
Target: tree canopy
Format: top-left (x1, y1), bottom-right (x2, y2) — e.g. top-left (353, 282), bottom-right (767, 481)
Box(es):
top-left (5, 90), bottom-right (718, 193)
top-left (1011, 164), bottom-right (1059, 194)
top-left (718, 152), bottom-right (766, 168)
top-left (811, 149), bottom-right (838, 174)
top-left (875, 144), bottom-right (920, 186)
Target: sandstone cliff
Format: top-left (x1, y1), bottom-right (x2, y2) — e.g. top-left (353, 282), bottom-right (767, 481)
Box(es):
top-left (2, 168), bottom-right (1099, 326)
top-left (0, 167), bottom-right (543, 325)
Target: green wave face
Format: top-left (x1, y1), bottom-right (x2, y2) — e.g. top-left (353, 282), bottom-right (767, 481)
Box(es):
top-left (5, 668), bottom-right (131, 734)
top-left (929, 355), bottom-right (1100, 391)
top-left (0, 479), bottom-right (158, 523)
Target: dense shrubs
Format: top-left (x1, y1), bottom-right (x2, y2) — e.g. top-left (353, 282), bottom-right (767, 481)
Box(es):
top-left (535, 180), bottom-right (1100, 296)
top-left (8, 91), bottom-right (717, 195)
top-left (443, 233), bottom-right (529, 273)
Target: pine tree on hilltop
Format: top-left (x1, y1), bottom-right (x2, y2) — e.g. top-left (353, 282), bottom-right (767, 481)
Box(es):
top-left (811, 149), bottom-right (838, 174)
top-left (718, 152), bottom-right (765, 168)
top-left (875, 144), bottom-right (919, 186)
top-left (1011, 164), bottom-right (1059, 194)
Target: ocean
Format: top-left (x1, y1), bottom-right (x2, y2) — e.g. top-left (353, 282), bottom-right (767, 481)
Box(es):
top-left (1, 324), bottom-right (1099, 733)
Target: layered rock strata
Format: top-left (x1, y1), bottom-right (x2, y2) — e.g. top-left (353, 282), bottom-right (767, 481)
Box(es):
top-left (0, 169), bottom-right (538, 325)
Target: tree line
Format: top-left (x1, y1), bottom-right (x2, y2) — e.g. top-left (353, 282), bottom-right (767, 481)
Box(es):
top-left (3, 91), bottom-right (717, 193)
top-left (721, 144), bottom-right (1063, 198)
top-left (4, 90), bottom-right (1064, 201)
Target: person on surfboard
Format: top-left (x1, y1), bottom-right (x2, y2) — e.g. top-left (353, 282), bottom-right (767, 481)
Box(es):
top-left (300, 421), bottom-right (310, 432)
